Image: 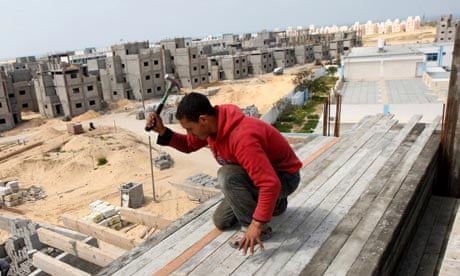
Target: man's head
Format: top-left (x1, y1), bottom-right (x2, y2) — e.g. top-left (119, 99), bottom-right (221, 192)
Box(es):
top-left (176, 92), bottom-right (217, 140)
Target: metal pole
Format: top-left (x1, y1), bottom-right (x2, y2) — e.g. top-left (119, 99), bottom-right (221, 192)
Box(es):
top-left (148, 136), bottom-right (156, 201)
top-left (139, 77), bottom-right (157, 202)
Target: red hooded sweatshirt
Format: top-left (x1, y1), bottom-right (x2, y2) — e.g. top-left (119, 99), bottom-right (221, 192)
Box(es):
top-left (160, 104), bottom-right (302, 222)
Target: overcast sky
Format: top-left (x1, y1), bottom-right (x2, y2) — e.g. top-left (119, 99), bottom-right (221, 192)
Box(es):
top-left (1, 0), bottom-right (459, 60)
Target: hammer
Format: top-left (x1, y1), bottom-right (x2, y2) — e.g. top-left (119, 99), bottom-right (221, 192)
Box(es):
top-left (145, 74), bottom-right (181, 132)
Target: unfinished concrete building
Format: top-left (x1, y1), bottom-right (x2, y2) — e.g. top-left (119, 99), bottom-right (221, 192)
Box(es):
top-left (173, 47), bottom-right (209, 89)
top-left (33, 64), bottom-right (102, 119)
top-left (207, 57), bottom-right (221, 82)
top-left (207, 54), bottom-right (248, 81)
top-left (0, 71), bottom-right (18, 132)
top-left (436, 14), bottom-right (459, 43)
top-left (33, 65), bottom-right (64, 118)
top-left (313, 43), bottom-right (329, 61)
top-left (242, 31), bottom-right (277, 48)
top-left (6, 67), bottom-right (38, 113)
top-left (208, 54), bottom-right (248, 81)
top-left (100, 42), bottom-right (166, 102)
top-left (273, 48), bottom-right (296, 69)
top-left (294, 45), bottom-right (315, 65)
top-left (247, 50), bottom-right (275, 75)
top-left (160, 38), bottom-right (210, 89)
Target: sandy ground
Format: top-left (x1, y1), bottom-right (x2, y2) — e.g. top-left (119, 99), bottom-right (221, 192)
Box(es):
top-left (0, 67), bottom-right (301, 242)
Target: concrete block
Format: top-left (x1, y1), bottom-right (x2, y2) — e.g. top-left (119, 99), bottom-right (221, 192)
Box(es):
top-left (89, 200), bottom-right (104, 211)
top-left (109, 222), bottom-right (122, 230)
top-left (6, 180), bottom-right (19, 193)
top-left (0, 187), bottom-right (12, 196)
top-left (7, 236), bottom-right (25, 251)
top-left (88, 212), bottom-right (105, 223)
top-left (99, 205), bottom-right (118, 218)
top-left (5, 200), bottom-right (19, 207)
top-left (24, 233), bottom-right (44, 250)
top-left (119, 182), bottom-right (144, 208)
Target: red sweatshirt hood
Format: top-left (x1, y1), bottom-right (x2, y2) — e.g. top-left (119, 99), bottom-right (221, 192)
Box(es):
top-left (209, 104), bottom-right (245, 145)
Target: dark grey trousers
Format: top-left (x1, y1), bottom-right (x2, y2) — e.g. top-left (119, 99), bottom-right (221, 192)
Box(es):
top-left (212, 164), bottom-right (300, 229)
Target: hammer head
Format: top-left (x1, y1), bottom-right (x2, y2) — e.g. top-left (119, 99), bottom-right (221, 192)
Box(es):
top-left (165, 74), bottom-right (181, 90)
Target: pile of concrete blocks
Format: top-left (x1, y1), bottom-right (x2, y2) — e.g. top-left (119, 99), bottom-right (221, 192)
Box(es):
top-left (66, 122), bottom-right (84, 134)
top-left (119, 182), bottom-right (144, 209)
top-left (84, 200), bottom-right (123, 230)
top-left (22, 185), bottom-right (47, 202)
top-left (154, 151), bottom-right (174, 170)
top-left (0, 180), bottom-right (21, 207)
top-left (4, 219), bottom-right (46, 275)
top-left (241, 105), bottom-right (260, 118)
top-left (185, 173), bottom-right (219, 188)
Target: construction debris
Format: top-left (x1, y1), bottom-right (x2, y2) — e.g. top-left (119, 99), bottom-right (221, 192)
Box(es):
top-left (185, 173), bottom-right (219, 188)
top-left (84, 200), bottom-right (124, 230)
top-left (170, 173), bottom-right (220, 202)
top-left (154, 151), bottom-right (174, 170)
top-left (0, 181), bottom-right (46, 207)
top-left (2, 219), bottom-right (47, 275)
top-left (241, 105), bottom-right (260, 118)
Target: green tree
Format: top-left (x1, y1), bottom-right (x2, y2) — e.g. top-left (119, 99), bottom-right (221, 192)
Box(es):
top-left (326, 66), bottom-right (338, 76)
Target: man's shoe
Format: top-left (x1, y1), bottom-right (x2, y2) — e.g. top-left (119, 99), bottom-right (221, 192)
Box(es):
top-left (273, 197), bottom-right (288, 216)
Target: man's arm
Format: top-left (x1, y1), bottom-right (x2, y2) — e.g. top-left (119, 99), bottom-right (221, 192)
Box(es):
top-left (147, 112), bottom-right (207, 152)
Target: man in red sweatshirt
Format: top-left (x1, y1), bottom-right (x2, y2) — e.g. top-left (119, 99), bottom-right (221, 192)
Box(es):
top-left (146, 92), bottom-right (301, 255)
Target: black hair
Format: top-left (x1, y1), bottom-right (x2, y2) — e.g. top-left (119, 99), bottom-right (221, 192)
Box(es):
top-left (176, 92), bottom-right (215, 122)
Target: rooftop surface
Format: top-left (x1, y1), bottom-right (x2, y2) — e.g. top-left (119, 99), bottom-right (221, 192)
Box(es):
top-left (334, 78), bottom-right (444, 123)
top-left (98, 114), bottom-right (441, 275)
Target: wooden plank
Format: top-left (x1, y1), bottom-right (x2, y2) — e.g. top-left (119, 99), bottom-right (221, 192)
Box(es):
top-left (98, 193), bottom-right (223, 275)
top-left (119, 208), bottom-right (171, 229)
top-left (298, 115), bottom-right (385, 184)
top-left (301, 137), bottom-right (339, 168)
top-left (97, 240), bottom-right (128, 258)
top-left (37, 228), bottom-right (121, 267)
top-left (356, 123), bottom-right (441, 276)
top-left (195, 116), bottom-right (398, 275)
top-left (279, 131), bottom-right (405, 275)
top-left (112, 206), bottom-right (219, 275)
top-left (32, 251), bottom-right (91, 276)
top-left (326, 126), bottom-right (435, 275)
top-left (295, 136), bottom-right (333, 161)
top-left (251, 118), bottom-right (399, 275)
top-left (171, 229), bottom-right (235, 275)
top-left (343, 117), bottom-right (440, 275)
top-left (299, 115), bottom-right (424, 275)
top-left (405, 196), bottom-right (456, 276)
top-left (298, 115), bottom-right (393, 191)
top-left (395, 196), bottom-right (444, 275)
top-left (153, 228), bottom-right (222, 276)
top-left (61, 214), bottom-right (142, 250)
top-left (440, 199), bottom-right (460, 275)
